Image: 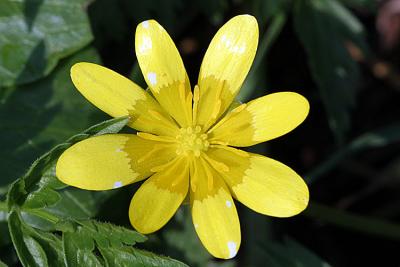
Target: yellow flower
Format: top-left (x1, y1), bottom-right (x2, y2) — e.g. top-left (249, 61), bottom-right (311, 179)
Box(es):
top-left (56, 15), bottom-right (309, 259)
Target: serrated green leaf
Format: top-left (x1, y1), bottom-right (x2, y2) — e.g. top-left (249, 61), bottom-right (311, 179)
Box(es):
top-left (22, 164), bottom-right (66, 210)
top-left (77, 220), bottom-right (147, 248)
top-left (6, 142), bottom-right (72, 210)
top-left (10, 205), bottom-right (188, 267)
top-left (63, 230), bottom-right (103, 267)
top-left (46, 189), bottom-right (104, 220)
top-left (293, 0), bottom-right (367, 143)
top-left (84, 117), bottom-right (131, 137)
top-left (47, 187), bottom-right (118, 221)
top-left (22, 235), bottom-right (48, 267)
top-left (0, 0), bottom-right (93, 87)
top-left (20, 212), bottom-right (58, 232)
top-left (0, 47), bottom-right (107, 186)
top-left (62, 220), bottom-right (146, 267)
top-left (21, 221), bottom-right (65, 266)
top-left (8, 211), bottom-right (64, 267)
top-left (99, 247), bottom-right (189, 267)
top-left (60, 218), bottom-right (185, 267)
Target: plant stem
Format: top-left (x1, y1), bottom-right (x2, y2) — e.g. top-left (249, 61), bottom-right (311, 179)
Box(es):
top-left (304, 202), bottom-right (400, 240)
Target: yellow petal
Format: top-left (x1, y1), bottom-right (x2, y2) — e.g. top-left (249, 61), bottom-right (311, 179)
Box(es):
top-left (209, 92), bottom-right (309, 147)
top-left (195, 15), bottom-right (258, 130)
top-left (56, 134), bottom-right (177, 190)
top-left (70, 62), bottom-right (179, 136)
top-left (190, 158), bottom-right (240, 259)
top-left (135, 20), bottom-right (192, 127)
top-left (129, 157), bottom-right (189, 234)
top-left (207, 147), bottom-right (309, 217)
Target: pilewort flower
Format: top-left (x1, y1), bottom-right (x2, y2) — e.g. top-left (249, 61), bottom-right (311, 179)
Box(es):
top-left (56, 15), bottom-right (310, 259)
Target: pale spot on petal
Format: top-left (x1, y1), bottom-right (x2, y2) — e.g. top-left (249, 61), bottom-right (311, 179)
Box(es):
top-left (226, 200), bottom-right (232, 208)
top-left (138, 36), bottom-right (152, 54)
top-left (194, 224), bottom-right (199, 229)
top-left (147, 72), bottom-right (157, 85)
top-left (113, 181), bottom-right (123, 188)
top-left (227, 241), bottom-right (237, 258)
top-left (142, 20), bottom-right (149, 28)
top-left (115, 148), bottom-right (122, 152)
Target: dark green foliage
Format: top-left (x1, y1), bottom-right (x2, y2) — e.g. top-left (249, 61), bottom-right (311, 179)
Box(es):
top-left (293, 0), bottom-right (367, 143)
top-left (261, 238), bottom-right (332, 267)
top-left (9, 211), bottom-right (187, 267)
top-left (0, 48), bottom-right (107, 186)
top-left (0, 0), bottom-right (93, 87)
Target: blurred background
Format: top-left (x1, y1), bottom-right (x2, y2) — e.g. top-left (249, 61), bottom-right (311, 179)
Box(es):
top-left (1, 0), bottom-right (400, 266)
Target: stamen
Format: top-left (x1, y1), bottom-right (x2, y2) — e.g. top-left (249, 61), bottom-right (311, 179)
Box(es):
top-left (186, 89), bottom-right (193, 120)
top-left (137, 144), bottom-right (170, 163)
top-left (200, 157), bottom-right (214, 191)
top-left (171, 159), bottom-right (189, 187)
top-left (178, 82), bottom-right (192, 125)
top-left (209, 140), bottom-right (228, 146)
top-left (137, 132), bottom-right (176, 143)
top-left (192, 85), bottom-right (200, 125)
top-left (135, 113), bottom-right (178, 133)
top-left (148, 109), bottom-right (165, 121)
top-left (175, 126), bottom-right (209, 157)
top-left (202, 80), bottom-right (226, 131)
top-left (178, 82), bottom-right (186, 103)
top-left (215, 80), bottom-right (225, 99)
top-left (190, 160), bottom-right (198, 192)
top-left (211, 100), bottom-right (221, 119)
top-left (150, 157), bottom-right (179, 172)
top-left (208, 122), bottom-right (250, 147)
top-left (202, 153), bottom-right (229, 172)
top-left (210, 144), bottom-right (249, 157)
top-left (208, 103), bottom-right (247, 134)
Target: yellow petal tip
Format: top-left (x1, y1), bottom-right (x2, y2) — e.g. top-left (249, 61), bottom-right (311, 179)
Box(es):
top-left (227, 241), bottom-right (239, 259)
top-left (234, 14), bottom-right (257, 24)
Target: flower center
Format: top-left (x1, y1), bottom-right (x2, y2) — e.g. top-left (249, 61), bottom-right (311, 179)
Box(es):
top-left (176, 126), bottom-right (209, 157)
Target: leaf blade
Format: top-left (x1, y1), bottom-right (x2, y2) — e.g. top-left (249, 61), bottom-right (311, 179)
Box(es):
top-left (0, 0), bottom-right (93, 87)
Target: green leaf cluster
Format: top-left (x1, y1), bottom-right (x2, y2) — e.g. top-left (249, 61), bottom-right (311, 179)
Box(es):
top-left (0, 0), bottom-right (92, 87)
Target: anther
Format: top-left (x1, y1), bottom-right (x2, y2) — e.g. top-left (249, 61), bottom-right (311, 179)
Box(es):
top-left (175, 125), bottom-right (209, 157)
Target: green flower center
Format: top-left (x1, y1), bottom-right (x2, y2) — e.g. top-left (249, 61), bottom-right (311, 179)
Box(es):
top-left (176, 126), bottom-right (209, 157)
